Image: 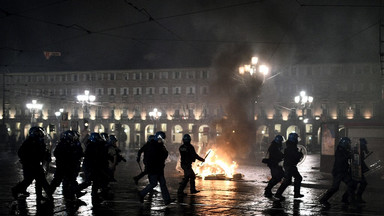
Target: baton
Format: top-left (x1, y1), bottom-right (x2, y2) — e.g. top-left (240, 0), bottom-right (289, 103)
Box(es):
top-left (138, 161), bottom-right (143, 172)
top-left (364, 151), bottom-right (373, 160)
top-left (200, 150), bottom-right (212, 165)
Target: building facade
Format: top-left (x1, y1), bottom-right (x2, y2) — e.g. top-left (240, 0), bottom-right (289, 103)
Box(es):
top-left (0, 63), bottom-right (383, 155)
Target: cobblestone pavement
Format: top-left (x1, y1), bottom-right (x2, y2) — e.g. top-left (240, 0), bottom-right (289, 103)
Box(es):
top-left (1, 149), bottom-right (384, 215)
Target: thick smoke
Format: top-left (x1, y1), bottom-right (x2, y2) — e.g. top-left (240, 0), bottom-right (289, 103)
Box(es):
top-left (209, 45), bottom-right (263, 160)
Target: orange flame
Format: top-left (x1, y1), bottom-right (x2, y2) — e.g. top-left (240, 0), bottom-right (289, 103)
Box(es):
top-left (194, 149), bottom-right (238, 179)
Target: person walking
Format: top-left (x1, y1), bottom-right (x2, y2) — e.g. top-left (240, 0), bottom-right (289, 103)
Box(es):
top-left (264, 135), bottom-right (285, 198)
top-left (319, 137), bottom-right (356, 206)
top-left (274, 133), bottom-right (304, 201)
top-left (138, 131), bottom-right (174, 205)
top-left (133, 135), bottom-right (155, 185)
top-left (12, 127), bottom-right (53, 203)
top-left (177, 134), bottom-right (205, 196)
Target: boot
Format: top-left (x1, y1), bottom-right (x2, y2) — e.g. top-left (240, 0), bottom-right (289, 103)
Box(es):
top-left (264, 189), bottom-right (273, 198)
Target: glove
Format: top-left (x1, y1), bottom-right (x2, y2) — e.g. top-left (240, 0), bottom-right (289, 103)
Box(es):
top-left (136, 157), bottom-right (140, 163)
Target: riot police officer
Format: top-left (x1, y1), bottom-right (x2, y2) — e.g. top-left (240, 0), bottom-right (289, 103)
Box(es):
top-left (320, 137), bottom-right (356, 206)
top-left (264, 135), bottom-right (285, 198)
top-left (274, 133), bottom-right (304, 200)
top-left (81, 132), bottom-right (109, 205)
top-left (50, 130), bottom-right (85, 200)
top-left (133, 135), bottom-right (155, 185)
top-left (12, 126), bottom-right (53, 203)
top-left (138, 131), bottom-right (174, 205)
top-left (177, 134), bottom-right (205, 196)
top-left (106, 135), bottom-right (125, 182)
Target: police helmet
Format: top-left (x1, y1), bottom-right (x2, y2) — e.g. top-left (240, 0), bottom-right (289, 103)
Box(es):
top-left (89, 132), bottom-right (103, 142)
top-left (147, 135), bottom-right (155, 142)
top-left (155, 131), bottom-right (166, 141)
top-left (288, 133), bottom-right (299, 144)
top-left (338, 137), bottom-right (351, 149)
top-left (182, 134), bottom-right (191, 143)
top-left (29, 126), bottom-right (45, 139)
top-left (100, 132), bottom-right (109, 141)
top-left (109, 135), bottom-right (118, 143)
top-left (62, 130), bottom-right (75, 142)
top-left (274, 135), bottom-right (284, 145)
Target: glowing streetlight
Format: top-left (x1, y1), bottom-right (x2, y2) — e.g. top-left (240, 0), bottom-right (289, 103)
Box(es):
top-left (77, 90), bottom-right (96, 107)
top-left (26, 100), bottom-right (43, 125)
top-left (294, 91), bottom-right (314, 122)
top-left (55, 108), bottom-right (64, 133)
top-left (77, 90), bottom-right (96, 130)
top-left (238, 56), bottom-right (269, 81)
top-left (149, 108), bottom-right (162, 132)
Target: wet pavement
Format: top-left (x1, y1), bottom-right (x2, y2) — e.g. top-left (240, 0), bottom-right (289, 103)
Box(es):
top-left (1, 148), bottom-right (384, 216)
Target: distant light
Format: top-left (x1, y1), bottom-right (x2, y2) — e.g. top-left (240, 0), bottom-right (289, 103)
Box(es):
top-left (259, 65), bottom-right (269, 75)
top-left (251, 57), bottom-right (258, 65)
top-left (239, 66), bottom-right (245, 74)
top-left (294, 96), bottom-right (300, 104)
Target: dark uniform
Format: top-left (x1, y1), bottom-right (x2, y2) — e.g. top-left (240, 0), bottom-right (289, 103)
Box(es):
top-left (50, 130), bottom-right (85, 200)
top-left (138, 131), bottom-right (174, 205)
top-left (274, 133), bottom-right (304, 200)
top-left (81, 132), bottom-right (109, 205)
top-left (177, 134), bottom-right (205, 195)
top-left (355, 138), bottom-right (370, 203)
top-left (320, 137), bottom-right (356, 206)
top-left (133, 135), bottom-right (155, 185)
top-left (106, 135), bottom-right (125, 182)
top-left (264, 135), bottom-right (285, 197)
top-left (12, 127), bottom-right (53, 202)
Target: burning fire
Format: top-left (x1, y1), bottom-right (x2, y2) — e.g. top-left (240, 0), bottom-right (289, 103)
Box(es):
top-left (194, 149), bottom-right (238, 180)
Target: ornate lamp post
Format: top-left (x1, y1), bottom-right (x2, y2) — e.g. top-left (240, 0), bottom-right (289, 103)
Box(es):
top-left (238, 56), bottom-right (269, 82)
top-left (77, 90), bottom-right (96, 131)
top-left (294, 90), bottom-right (314, 123)
top-left (149, 108), bottom-right (162, 132)
top-left (26, 100), bottom-right (43, 126)
top-left (55, 108), bottom-right (64, 133)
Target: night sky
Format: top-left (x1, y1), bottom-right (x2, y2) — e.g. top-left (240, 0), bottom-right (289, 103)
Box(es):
top-left (0, 0), bottom-right (381, 72)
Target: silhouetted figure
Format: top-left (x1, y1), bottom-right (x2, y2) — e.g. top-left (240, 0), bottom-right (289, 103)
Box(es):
top-left (106, 135), bottom-right (126, 182)
top-left (177, 134), bottom-right (205, 196)
top-left (320, 137), bottom-right (356, 206)
top-left (354, 138), bottom-right (370, 203)
top-left (133, 135), bottom-right (155, 185)
top-left (138, 131), bottom-right (174, 205)
top-left (264, 135), bottom-right (285, 198)
top-left (50, 130), bottom-right (86, 201)
top-left (274, 133), bottom-right (304, 200)
top-left (12, 127), bottom-right (53, 203)
top-left (80, 132), bottom-right (109, 205)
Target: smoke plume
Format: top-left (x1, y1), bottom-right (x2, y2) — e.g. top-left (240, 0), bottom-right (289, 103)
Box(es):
top-left (210, 45), bottom-right (263, 160)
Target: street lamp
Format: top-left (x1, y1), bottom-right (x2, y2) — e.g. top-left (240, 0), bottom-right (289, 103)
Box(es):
top-left (238, 56), bottom-right (269, 82)
top-left (77, 90), bottom-right (96, 131)
top-left (294, 91), bottom-right (314, 122)
top-left (26, 100), bottom-right (43, 126)
top-left (149, 108), bottom-right (162, 132)
top-left (55, 108), bottom-right (64, 133)
top-left (77, 90), bottom-right (96, 119)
